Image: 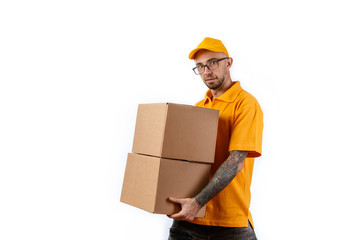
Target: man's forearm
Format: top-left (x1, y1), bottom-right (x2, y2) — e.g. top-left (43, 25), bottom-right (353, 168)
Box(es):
top-left (194, 150), bottom-right (248, 207)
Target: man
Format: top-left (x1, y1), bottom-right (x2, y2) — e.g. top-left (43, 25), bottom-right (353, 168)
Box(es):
top-left (168, 37), bottom-right (264, 240)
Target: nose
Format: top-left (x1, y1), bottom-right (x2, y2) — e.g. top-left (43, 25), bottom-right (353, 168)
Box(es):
top-left (203, 65), bottom-right (213, 74)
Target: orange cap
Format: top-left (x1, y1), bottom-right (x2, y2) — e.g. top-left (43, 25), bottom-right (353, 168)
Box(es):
top-left (189, 37), bottom-right (229, 60)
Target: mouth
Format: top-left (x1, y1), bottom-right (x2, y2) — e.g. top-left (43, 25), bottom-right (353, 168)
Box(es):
top-left (205, 76), bottom-right (217, 82)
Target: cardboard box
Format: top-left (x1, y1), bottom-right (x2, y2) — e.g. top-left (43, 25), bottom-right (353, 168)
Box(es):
top-left (120, 153), bottom-right (211, 217)
top-left (132, 103), bottom-right (219, 163)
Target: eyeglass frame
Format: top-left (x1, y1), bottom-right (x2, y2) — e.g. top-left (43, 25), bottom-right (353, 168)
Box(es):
top-left (192, 57), bottom-right (229, 75)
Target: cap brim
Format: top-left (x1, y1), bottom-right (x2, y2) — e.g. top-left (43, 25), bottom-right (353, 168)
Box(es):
top-left (188, 48), bottom-right (204, 59)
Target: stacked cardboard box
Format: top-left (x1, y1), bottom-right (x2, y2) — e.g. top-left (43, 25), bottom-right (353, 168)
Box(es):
top-left (120, 103), bottom-right (219, 217)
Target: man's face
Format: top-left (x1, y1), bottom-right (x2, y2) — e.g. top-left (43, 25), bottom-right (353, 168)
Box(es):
top-left (194, 50), bottom-right (229, 90)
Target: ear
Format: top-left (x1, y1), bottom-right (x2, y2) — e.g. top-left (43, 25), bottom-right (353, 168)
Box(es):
top-left (226, 57), bottom-right (233, 68)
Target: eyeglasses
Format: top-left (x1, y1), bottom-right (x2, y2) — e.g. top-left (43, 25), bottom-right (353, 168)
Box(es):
top-left (192, 57), bottom-right (228, 75)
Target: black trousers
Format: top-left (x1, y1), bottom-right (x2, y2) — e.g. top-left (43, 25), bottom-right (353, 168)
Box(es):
top-left (168, 220), bottom-right (258, 240)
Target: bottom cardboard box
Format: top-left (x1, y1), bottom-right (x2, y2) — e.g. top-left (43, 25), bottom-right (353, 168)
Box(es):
top-left (120, 153), bottom-right (211, 217)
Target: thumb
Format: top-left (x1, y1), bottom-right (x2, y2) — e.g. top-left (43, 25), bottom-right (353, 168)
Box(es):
top-left (168, 197), bottom-right (183, 204)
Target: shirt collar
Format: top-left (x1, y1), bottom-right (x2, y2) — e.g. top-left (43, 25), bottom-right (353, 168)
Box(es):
top-left (204, 81), bottom-right (242, 103)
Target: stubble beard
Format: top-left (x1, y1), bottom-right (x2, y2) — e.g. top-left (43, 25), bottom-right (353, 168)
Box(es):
top-left (203, 74), bottom-right (226, 90)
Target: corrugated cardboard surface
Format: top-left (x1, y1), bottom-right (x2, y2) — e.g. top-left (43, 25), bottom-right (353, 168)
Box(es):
top-left (120, 153), bottom-right (210, 217)
top-left (155, 158), bottom-right (210, 216)
top-left (132, 103), bottom-right (167, 158)
top-left (132, 103), bottom-right (219, 163)
top-left (162, 103), bottom-right (218, 163)
top-left (120, 153), bottom-right (160, 213)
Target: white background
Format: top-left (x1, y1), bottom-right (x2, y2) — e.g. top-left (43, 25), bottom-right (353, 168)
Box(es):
top-left (1, 0), bottom-right (359, 239)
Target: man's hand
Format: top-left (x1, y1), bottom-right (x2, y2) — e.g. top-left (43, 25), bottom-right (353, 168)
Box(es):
top-left (168, 197), bottom-right (202, 221)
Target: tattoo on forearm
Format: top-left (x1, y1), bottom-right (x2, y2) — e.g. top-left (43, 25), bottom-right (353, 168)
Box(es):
top-left (194, 150), bottom-right (248, 207)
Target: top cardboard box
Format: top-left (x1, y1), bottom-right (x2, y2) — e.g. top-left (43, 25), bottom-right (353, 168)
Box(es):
top-left (132, 103), bottom-right (219, 163)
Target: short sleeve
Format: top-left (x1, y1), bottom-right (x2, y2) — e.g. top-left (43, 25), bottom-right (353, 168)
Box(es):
top-left (228, 104), bottom-right (263, 158)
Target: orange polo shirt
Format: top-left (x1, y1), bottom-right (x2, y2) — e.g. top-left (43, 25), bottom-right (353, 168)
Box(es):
top-left (190, 81), bottom-right (263, 228)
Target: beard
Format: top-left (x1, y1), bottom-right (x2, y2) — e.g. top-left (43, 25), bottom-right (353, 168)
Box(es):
top-left (203, 74), bottom-right (225, 90)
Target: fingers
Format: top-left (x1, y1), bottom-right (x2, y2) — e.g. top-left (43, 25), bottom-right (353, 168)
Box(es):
top-left (167, 197), bottom-right (197, 221)
top-left (168, 198), bottom-right (187, 220)
top-left (169, 211), bottom-right (183, 220)
top-left (169, 210), bottom-right (194, 221)
top-left (168, 197), bottom-right (183, 204)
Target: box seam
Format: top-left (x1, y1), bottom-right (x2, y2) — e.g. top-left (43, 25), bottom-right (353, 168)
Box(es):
top-left (153, 157), bottom-right (162, 213)
top-left (159, 103), bottom-right (169, 157)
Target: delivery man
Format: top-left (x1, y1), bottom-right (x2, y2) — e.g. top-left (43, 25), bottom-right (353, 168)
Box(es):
top-left (168, 37), bottom-right (264, 240)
